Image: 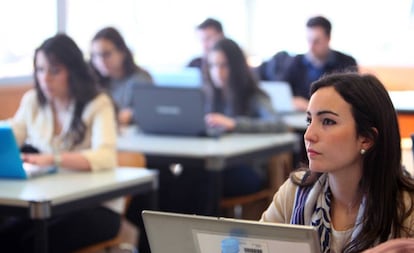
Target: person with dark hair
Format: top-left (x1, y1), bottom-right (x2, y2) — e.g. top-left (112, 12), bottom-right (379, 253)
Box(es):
top-left (90, 27), bottom-right (153, 125)
top-left (0, 34), bottom-right (120, 252)
top-left (284, 16), bottom-right (358, 111)
top-left (188, 17), bottom-right (225, 69)
top-left (261, 72), bottom-right (414, 252)
top-left (204, 38), bottom-right (287, 197)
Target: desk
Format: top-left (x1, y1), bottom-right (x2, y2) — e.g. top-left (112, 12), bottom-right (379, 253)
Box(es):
top-left (117, 127), bottom-right (298, 215)
top-left (0, 167), bottom-right (158, 253)
top-left (282, 113), bottom-right (307, 131)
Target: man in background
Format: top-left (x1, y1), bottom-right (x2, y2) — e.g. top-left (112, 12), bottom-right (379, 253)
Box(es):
top-left (284, 16), bottom-right (358, 111)
top-left (188, 18), bottom-right (225, 69)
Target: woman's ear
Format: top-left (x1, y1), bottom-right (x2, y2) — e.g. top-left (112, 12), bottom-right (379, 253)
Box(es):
top-left (360, 127), bottom-right (378, 151)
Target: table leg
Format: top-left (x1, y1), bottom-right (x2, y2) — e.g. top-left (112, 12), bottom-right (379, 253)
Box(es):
top-left (29, 201), bottom-right (51, 253)
top-left (206, 170), bottom-right (222, 216)
top-left (33, 219), bottom-right (48, 253)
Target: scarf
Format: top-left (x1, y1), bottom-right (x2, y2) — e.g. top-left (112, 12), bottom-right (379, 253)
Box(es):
top-left (290, 174), bottom-right (365, 253)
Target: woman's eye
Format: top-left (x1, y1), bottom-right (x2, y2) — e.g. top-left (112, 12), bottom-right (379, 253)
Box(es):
top-left (306, 117), bottom-right (311, 126)
top-left (35, 67), bottom-right (44, 73)
top-left (50, 67), bottom-right (61, 75)
top-left (322, 118), bottom-right (336, 125)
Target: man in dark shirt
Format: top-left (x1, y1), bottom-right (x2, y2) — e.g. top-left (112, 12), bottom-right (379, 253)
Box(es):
top-left (187, 18), bottom-right (225, 69)
top-left (284, 16), bottom-right (358, 111)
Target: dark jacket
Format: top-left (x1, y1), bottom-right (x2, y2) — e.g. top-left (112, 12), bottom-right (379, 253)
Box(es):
top-left (255, 51), bottom-right (294, 81)
top-left (284, 50), bottom-right (357, 99)
top-left (187, 57), bottom-right (203, 69)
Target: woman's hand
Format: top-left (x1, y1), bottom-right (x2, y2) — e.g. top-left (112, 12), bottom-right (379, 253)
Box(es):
top-left (22, 153), bottom-right (54, 167)
top-left (118, 108), bottom-right (133, 126)
top-left (205, 113), bottom-right (236, 131)
top-left (293, 96), bottom-right (309, 111)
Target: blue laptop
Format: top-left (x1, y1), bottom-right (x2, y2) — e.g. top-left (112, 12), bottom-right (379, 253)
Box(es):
top-left (0, 124), bottom-right (57, 179)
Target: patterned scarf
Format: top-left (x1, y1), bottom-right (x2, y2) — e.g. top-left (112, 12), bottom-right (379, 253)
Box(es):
top-left (290, 174), bottom-right (365, 253)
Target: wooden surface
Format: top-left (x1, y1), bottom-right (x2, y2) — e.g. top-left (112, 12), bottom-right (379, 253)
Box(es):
top-left (0, 82), bottom-right (32, 119)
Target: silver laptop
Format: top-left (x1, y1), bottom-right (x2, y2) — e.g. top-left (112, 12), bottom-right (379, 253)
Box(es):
top-left (142, 210), bottom-right (321, 253)
top-left (132, 86), bottom-right (224, 137)
top-left (260, 81), bottom-right (298, 114)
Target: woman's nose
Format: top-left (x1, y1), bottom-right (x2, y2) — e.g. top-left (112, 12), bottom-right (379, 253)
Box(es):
top-left (304, 121), bottom-right (317, 143)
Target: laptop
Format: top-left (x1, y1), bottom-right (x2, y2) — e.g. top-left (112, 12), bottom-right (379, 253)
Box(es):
top-left (132, 86), bottom-right (225, 137)
top-left (150, 67), bottom-right (202, 88)
top-left (142, 210), bottom-right (321, 253)
top-left (0, 124), bottom-right (57, 179)
top-left (259, 81), bottom-right (298, 114)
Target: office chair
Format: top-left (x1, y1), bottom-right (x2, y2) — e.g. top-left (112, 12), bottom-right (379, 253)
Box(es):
top-left (73, 151), bottom-right (146, 253)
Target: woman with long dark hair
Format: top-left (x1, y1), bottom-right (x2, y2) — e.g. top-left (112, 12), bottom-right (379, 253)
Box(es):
top-left (90, 27), bottom-right (153, 125)
top-left (204, 38), bottom-right (287, 197)
top-left (261, 72), bottom-right (414, 252)
top-left (0, 34), bottom-right (120, 253)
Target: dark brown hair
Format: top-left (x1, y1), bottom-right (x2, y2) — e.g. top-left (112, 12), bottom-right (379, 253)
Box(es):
top-left (204, 38), bottom-right (264, 116)
top-left (34, 34), bottom-right (99, 147)
top-left (90, 27), bottom-right (151, 88)
top-left (293, 72), bottom-right (414, 252)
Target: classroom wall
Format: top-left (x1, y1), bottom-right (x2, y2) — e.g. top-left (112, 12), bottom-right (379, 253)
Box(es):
top-left (0, 82), bottom-right (32, 120)
top-left (359, 66), bottom-right (414, 90)
top-left (359, 66), bottom-right (414, 138)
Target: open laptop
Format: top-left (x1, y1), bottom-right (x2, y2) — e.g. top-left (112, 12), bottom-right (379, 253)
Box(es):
top-left (259, 81), bottom-right (299, 115)
top-left (0, 124), bottom-right (57, 179)
top-left (142, 210), bottom-right (321, 253)
top-left (132, 86), bottom-right (224, 137)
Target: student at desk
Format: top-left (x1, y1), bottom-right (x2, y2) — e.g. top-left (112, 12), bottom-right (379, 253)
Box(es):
top-left (0, 34), bottom-right (120, 253)
top-left (283, 16), bottom-right (358, 111)
top-left (204, 38), bottom-right (288, 197)
top-left (261, 73), bottom-right (414, 252)
top-left (90, 27), bottom-right (153, 125)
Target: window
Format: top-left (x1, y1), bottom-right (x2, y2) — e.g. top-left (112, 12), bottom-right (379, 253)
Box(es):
top-left (1, 0), bottom-right (414, 81)
top-left (0, 0), bottom-right (56, 80)
top-left (66, 0), bottom-right (248, 69)
top-left (250, 0), bottom-right (414, 66)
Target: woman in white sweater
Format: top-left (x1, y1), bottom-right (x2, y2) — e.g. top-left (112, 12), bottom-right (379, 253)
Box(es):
top-left (0, 34), bottom-right (120, 253)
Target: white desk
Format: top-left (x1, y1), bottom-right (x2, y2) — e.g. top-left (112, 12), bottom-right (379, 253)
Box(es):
top-left (118, 127), bottom-right (298, 171)
top-left (282, 113), bottom-right (307, 131)
top-left (0, 167), bottom-right (158, 253)
top-left (118, 127), bottom-right (298, 215)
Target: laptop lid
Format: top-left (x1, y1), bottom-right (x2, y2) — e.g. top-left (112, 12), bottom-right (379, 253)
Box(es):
top-left (0, 124), bottom-right (57, 179)
top-left (132, 86), bottom-right (217, 136)
top-left (260, 81), bottom-right (297, 114)
top-left (143, 210), bottom-right (321, 253)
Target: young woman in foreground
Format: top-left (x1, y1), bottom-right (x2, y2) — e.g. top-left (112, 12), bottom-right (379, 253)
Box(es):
top-left (261, 72), bottom-right (414, 252)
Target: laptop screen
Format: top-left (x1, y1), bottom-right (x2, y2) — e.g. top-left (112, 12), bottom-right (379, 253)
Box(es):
top-left (259, 81), bottom-right (296, 114)
top-left (150, 67), bottom-right (202, 88)
top-left (142, 210), bottom-right (321, 253)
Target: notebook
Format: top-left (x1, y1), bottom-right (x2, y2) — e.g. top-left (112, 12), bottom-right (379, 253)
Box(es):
top-left (132, 86), bottom-right (225, 137)
top-left (259, 81), bottom-right (298, 114)
top-left (142, 210), bottom-right (321, 253)
top-left (0, 124), bottom-right (57, 179)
